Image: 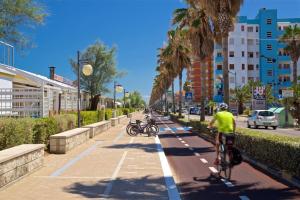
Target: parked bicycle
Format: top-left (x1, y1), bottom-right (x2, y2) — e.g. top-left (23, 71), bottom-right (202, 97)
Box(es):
top-left (126, 115), bottom-right (159, 137)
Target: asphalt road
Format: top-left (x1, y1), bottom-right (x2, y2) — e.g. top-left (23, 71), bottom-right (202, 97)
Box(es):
top-left (155, 113), bottom-right (300, 200)
top-left (185, 114), bottom-right (300, 137)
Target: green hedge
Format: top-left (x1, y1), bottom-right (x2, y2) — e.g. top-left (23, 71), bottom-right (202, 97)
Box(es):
top-left (170, 114), bottom-right (300, 177)
top-left (0, 114), bottom-right (76, 151)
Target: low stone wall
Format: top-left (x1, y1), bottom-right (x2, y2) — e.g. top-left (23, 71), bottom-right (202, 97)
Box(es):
top-left (111, 117), bottom-right (119, 127)
top-left (84, 121), bottom-right (111, 138)
top-left (50, 128), bottom-right (90, 154)
top-left (118, 115), bottom-right (127, 124)
top-left (0, 144), bottom-right (44, 188)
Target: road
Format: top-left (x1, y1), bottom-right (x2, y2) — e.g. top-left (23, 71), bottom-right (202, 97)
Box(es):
top-left (155, 113), bottom-right (300, 200)
top-left (185, 114), bottom-right (300, 137)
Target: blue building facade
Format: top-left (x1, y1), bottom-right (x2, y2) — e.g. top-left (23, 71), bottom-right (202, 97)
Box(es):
top-left (213, 8), bottom-right (300, 102)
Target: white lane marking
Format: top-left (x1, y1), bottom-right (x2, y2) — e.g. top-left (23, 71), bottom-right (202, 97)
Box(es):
top-left (188, 147), bottom-right (194, 151)
top-left (165, 127), bottom-right (172, 131)
top-left (209, 167), bottom-right (219, 173)
top-left (181, 141), bottom-right (186, 144)
top-left (102, 137), bottom-right (134, 197)
top-left (221, 178), bottom-right (234, 187)
top-left (184, 144), bottom-right (189, 147)
top-left (194, 152), bottom-right (200, 156)
top-left (239, 196), bottom-right (250, 200)
top-left (200, 158), bottom-right (208, 164)
top-left (155, 136), bottom-right (181, 200)
top-left (50, 141), bottom-right (101, 177)
top-left (178, 138), bottom-right (182, 141)
top-left (177, 127), bottom-right (184, 130)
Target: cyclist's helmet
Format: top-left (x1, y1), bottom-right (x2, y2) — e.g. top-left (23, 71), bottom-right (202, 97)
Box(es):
top-left (219, 103), bottom-right (228, 111)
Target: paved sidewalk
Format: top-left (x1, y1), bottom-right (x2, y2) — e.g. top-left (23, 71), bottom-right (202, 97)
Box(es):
top-left (0, 115), bottom-right (170, 200)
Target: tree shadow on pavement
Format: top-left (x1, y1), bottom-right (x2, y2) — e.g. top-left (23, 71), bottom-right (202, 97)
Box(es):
top-left (105, 142), bottom-right (214, 156)
top-left (63, 175), bottom-right (169, 200)
top-left (180, 173), bottom-right (300, 200)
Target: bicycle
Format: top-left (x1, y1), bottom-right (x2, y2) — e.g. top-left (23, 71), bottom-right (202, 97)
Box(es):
top-left (126, 115), bottom-right (151, 136)
top-left (209, 128), bottom-right (235, 180)
top-left (128, 118), bottom-right (159, 137)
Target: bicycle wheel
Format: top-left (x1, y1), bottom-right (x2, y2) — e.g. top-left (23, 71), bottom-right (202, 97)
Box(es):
top-left (223, 152), bottom-right (232, 180)
top-left (126, 124), bottom-right (133, 135)
top-left (147, 125), bottom-right (159, 136)
top-left (129, 126), bottom-right (139, 136)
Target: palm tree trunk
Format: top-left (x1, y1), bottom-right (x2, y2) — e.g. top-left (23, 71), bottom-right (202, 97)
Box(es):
top-left (172, 81), bottom-right (175, 113)
top-left (200, 60), bottom-right (206, 121)
top-left (179, 69), bottom-right (183, 117)
top-left (293, 60), bottom-right (298, 85)
top-left (222, 36), bottom-right (229, 104)
top-left (165, 83), bottom-right (168, 114)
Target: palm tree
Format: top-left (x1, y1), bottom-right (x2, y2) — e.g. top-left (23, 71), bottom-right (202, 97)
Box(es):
top-left (280, 25), bottom-right (300, 84)
top-left (195, 0), bottom-right (244, 104)
top-left (173, 3), bottom-right (214, 121)
top-left (162, 29), bottom-right (191, 117)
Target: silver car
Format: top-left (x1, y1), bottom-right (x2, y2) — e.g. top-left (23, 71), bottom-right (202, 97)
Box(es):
top-left (247, 110), bottom-right (278, 130)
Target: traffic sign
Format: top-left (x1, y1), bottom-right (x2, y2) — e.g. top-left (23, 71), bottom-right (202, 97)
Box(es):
top-left (282, 89), bottom-right (294, 98)
top-left (185, 92), bottom-right (193, 101)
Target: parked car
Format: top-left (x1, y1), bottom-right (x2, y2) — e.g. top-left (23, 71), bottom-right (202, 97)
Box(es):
top-left (247, 110), bottom-right (278, 129)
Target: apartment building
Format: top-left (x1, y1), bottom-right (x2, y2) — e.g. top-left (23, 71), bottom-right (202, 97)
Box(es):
top-left (187, 57), bottom-right (214, 103)
top-left (214, 8), bottom-right (300, 102)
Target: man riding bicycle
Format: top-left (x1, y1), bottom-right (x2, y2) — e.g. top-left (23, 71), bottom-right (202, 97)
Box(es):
top-left (208, 103), bottom-right (236, 165)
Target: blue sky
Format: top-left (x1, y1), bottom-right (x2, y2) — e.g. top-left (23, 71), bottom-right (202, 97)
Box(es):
top-left (14, 0), bottom-right (300, 102)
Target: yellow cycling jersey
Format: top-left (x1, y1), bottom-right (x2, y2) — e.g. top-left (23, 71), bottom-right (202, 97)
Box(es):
top-left (213, 111), bottom-right (234, 134)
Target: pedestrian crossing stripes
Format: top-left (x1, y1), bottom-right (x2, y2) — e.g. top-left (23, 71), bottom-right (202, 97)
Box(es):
top-left (159, 127), bottom-right (193, 132)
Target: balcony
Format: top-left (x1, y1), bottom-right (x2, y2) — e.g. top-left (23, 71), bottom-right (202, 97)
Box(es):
top-left (215, 56), bottom-right (224, 63)
top-left (278, 81), bottom-right (292, 87)
top-left (278, 55), bottom-right (291, 62)
top-left (215, 69), bottom-right (223, 75)
top-left (278, 68), bottom-right (291, 74)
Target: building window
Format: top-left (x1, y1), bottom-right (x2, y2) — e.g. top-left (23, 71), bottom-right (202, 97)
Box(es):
top-left (217, 65), bottom-right (222, 70)
top-left (256, 64), bottom-right (259, 70)
top-left (241, 38), bottom-right (245, 44)
top-left (247, 39), bottom-right (254, 45)
top-left (267, 32), bottom-right (272, 38)
top-left (230, 77), bottom-right (235, 83)
top-left (242, 51), bottom-right (245, 57)
top-left (248, 52), bottom-right (254, 58)
top-left (248, 77), bottom-right (254, 81)
top-left (229, 38), bottom-right (234, 45)
top-left (217, 52), bottom-right (222, 57)
top-left (241, 25), bottom-right (245, 31)
top-left (279, 63), bottom-right (282, 69)
top-left (242, 77), bottom-right (245, 83)
top-left (256, 52), bottom-right (259, 58)
top-left (266, 18), bottom-right (272, 24)
top-left (267, 44), bottom-right (272, 50)
top-left (256, 26), bottom-right (259, 32)
top-left (280, 75), bottom-right (291, 82)
top-left (284, 63), bottom-right (290, 69)
top-left (278, 26), bottom-right (282, 30)
top-left (229, 64), bottom-right (235, 70)
top-left (247, 26), bottom-right (253, 32)
top-left (229, 51), bottom-right (234, 57)
top-left (267, 58), bottom-right (273, 63)
top-left (256, 39), bottom-right (259, 45)
top-left (267, 70), bottom-right (273, 76)
top-left (248, 64), bottom-right (254, 70)
top-left (242, 64), bottom-right (245, 70)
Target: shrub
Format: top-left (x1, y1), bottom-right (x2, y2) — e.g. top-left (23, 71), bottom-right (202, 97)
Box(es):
top-left (105, 109), bottom-right (113, 120)
top-left (122, 108), bottom-right (129, 116)
top-left (80, 111), bottom-right (99, 126)
top-left (243, 108), bottom-right (251, 116)
top-left (172, 115), bottom-right (300, 177)
top-left (0, 118), bottom-right (35, 150)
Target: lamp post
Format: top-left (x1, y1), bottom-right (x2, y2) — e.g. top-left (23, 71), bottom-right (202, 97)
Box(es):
top-left (77, 51), bottom-right (93, 127)
top-left (113, 81), bottom-right (122, 117)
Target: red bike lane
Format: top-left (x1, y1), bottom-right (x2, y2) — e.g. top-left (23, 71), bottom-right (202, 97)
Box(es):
top-left (155, 114), bottom-right (300, 200)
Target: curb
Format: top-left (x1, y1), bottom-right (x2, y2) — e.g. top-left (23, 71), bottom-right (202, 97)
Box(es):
top-left (194, 131), bottom-right (300, 189)
top-left (168, 114), bottom-right (300, 189)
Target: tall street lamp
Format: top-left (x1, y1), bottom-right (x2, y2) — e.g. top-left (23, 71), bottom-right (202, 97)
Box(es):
top-left (113, 81), bottom-right (123, 117)
top-left (77, 51), bottom-right (93, 127)
top-left (123, 89), bottom-right (129, 108)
